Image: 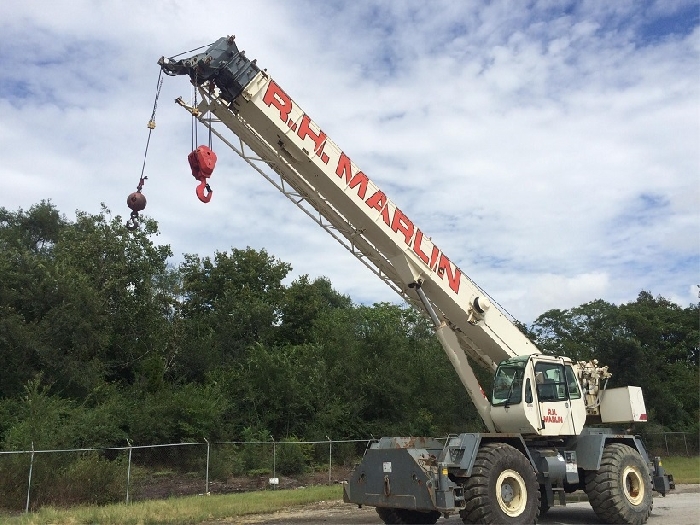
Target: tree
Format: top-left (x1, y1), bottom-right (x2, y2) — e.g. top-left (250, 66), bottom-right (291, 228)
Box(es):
top-left (0, 202), bottom-right (174, 397)
top-left (277, 275), bottom-right (352, 345)
top-left (530, 292), bottom-right (699, 433)
top-left (0, 202), bottom-right (67, 397)
top-left (174, 248), bottom-right (291, 382)
top-left (40, 206), bottom-right (172, 392)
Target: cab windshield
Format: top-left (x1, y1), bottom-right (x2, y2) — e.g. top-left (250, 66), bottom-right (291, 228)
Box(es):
top-left (492, 365), bottom-right (524, 406)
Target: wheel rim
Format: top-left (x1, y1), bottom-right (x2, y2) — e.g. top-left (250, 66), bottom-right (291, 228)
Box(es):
top-left (496, 469), bottom-right (528, 517)
top-left (622, 465), bottom-right (645, 506)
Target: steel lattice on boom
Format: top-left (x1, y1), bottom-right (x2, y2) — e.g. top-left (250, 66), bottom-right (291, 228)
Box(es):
top-left (158, 35), bottom-right (673, 525)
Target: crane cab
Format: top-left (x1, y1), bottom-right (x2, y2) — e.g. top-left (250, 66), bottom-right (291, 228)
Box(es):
top-left (490, 355), bottom-right (587, 436)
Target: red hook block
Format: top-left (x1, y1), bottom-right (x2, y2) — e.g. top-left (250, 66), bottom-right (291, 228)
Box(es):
top-left (188, 146), bottom-right (217, 178)
top-left (188, 146), bottom-right (217, 203)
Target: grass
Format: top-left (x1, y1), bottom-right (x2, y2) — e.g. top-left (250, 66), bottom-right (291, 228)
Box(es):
top-left (0, 484), bottom-right (344, 525)
top-left (658, 455), bottom-right (700, 484)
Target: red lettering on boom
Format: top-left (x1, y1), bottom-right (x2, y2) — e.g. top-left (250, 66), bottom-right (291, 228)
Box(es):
top-left (429, 246), bottom-right (440, 270)
top-left (335, 154), bottom-right (369, 199)
top-left (413, 230), bottom-right (430, 264)
top-left (262, 80), bottom-right (293, 123)
top-left (365, 192), bottom-right (391, 226)
top-left (391, 209), bottom-right (414, 246)
top-left (259, 83), bottom-right (465, 298)
top-left (380, 205), bottom-right (390, 226)
top-left (336, 153), bottom-right (353, 183)
top-left (366, 191), bottom-right (387, 212)
top-left (349, 173), bottom-right (369, 199)
top-left (438, 254), bottom-right (461, 293)
top-left (297, 115), bottom-right (326, 155)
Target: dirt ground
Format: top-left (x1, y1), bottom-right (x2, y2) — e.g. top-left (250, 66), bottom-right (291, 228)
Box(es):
top-left (133, 466), bottom-right (354, 501)
top-left (236, 499), bottom-right (380, 524)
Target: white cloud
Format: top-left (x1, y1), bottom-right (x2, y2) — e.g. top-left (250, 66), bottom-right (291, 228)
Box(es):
top-left (0, 0), bottom-right (697, 324)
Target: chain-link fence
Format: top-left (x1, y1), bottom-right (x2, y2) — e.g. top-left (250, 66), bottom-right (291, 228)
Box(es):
top-left (2, 432), bottom-right (696, 513)
top-left (641, 432), bottom-right (699, 457)
top-left (0, 438), bottom-right (372, 513)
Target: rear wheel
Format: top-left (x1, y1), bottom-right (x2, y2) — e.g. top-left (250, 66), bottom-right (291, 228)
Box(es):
top-left (376, 507), bottom-right (441, 524)
top-left (585, 443), bottom-right (652, 525)
top-left (460, 442), bottom-right (539, 524)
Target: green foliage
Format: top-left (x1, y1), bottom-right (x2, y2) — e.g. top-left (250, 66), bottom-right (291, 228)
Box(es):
top-left (530, 291), bottom-right (699, 433)
top-left (208, 445), bottom-right (246, 481)
top-left (50, 452), bottom-right (125, 506)
top-left (174, 248), bottom-right (291, 382)
top-left (276, 437), bottom-right (312, 476)
top-left (123, 382), bottom-right (230, 445)
top-left (277, 275), bottom-right (352, 345)
top-left (0, 451), bottom-right (124, 511)
top-left (0, 202), bottom-right (173, 398)
top-left (1, 201), bottom-right (698, 511)
top-left (240, 427), bottom-right (273, 475)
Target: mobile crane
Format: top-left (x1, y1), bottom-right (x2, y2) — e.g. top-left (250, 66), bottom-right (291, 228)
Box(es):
top-left (158, 36), bottom-right (673, 525)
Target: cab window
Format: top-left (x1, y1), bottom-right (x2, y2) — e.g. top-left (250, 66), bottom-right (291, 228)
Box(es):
top-left (534, 362), bottom-right (567, 402)
top-left (565, 365), bottom-right (581, 399)
top-left (492, 366), bottom-right (524, 406)
top-left (524, 378), bottom-right (533, 404)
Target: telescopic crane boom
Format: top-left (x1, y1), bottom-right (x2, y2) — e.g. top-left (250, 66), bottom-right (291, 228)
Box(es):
top-left (160, 36), bottom-right (541, 432)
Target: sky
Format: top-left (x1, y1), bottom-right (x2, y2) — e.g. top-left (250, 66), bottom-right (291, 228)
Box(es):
top-left (0, 0), bottom-right (698, 324)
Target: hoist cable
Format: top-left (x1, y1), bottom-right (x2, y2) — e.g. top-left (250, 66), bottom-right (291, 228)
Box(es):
top-left (126, 69), bottom-right (163, 230)
top-left (192, 71), bottom-right (199, 149)
top-left (166, 41), bottom-right (215, 61)
top-left (208, 112), bottom-right (213, 149)
top-left (138, 69), bottom-right (164, 186)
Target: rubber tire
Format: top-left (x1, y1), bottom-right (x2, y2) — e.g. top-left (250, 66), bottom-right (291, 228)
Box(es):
top-left (376, 507), bottom-right (441, 524)
top-left (460, 442), bottom-right (540, 524)
top-left (584, 443), bottom-right (653, 525)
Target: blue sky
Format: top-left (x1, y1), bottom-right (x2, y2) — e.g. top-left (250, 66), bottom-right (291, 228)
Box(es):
top-left (0, 0), bottom-right (697, 323)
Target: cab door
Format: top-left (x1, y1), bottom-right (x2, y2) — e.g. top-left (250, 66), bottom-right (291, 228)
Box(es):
top-left (534, 359), bottom-right (577, 436)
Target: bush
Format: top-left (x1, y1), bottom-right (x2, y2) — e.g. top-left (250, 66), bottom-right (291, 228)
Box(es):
top-left (276, 438), bottom-right (311, 476)
top-left (0, 454), bottom-right (30, 510)
top-left (241, 427), bottom-right (273, 475)
top-left (0, 452), bottom-right (124, 511)
top-left (208, 444), bottom-right (246, 481)
top-left (52, 452), bottom-right (125, 506)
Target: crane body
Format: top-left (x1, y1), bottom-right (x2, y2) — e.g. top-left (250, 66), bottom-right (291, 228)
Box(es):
top-left (159, 36), bottom-right (673, 525)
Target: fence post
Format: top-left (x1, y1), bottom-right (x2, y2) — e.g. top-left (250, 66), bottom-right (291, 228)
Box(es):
top-left (25, 442), bottom-right (35, 513)
top-left (272, 437), bottom-right (276, 490)
top-left (126, 440), bottom-right (133, 504)
top-left (205, 438), bottom-right (210, 494)
top-left (327, 436), bottom-right (332, 485)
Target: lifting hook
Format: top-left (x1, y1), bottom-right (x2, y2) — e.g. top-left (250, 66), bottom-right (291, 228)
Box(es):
top-left (196, 179), bottom-right (213, 203)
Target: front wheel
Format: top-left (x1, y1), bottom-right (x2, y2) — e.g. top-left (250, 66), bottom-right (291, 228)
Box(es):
top-left (585, 443), bottom-right (653, 525)
top-left (460, 442), bottom-right (540, 524)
